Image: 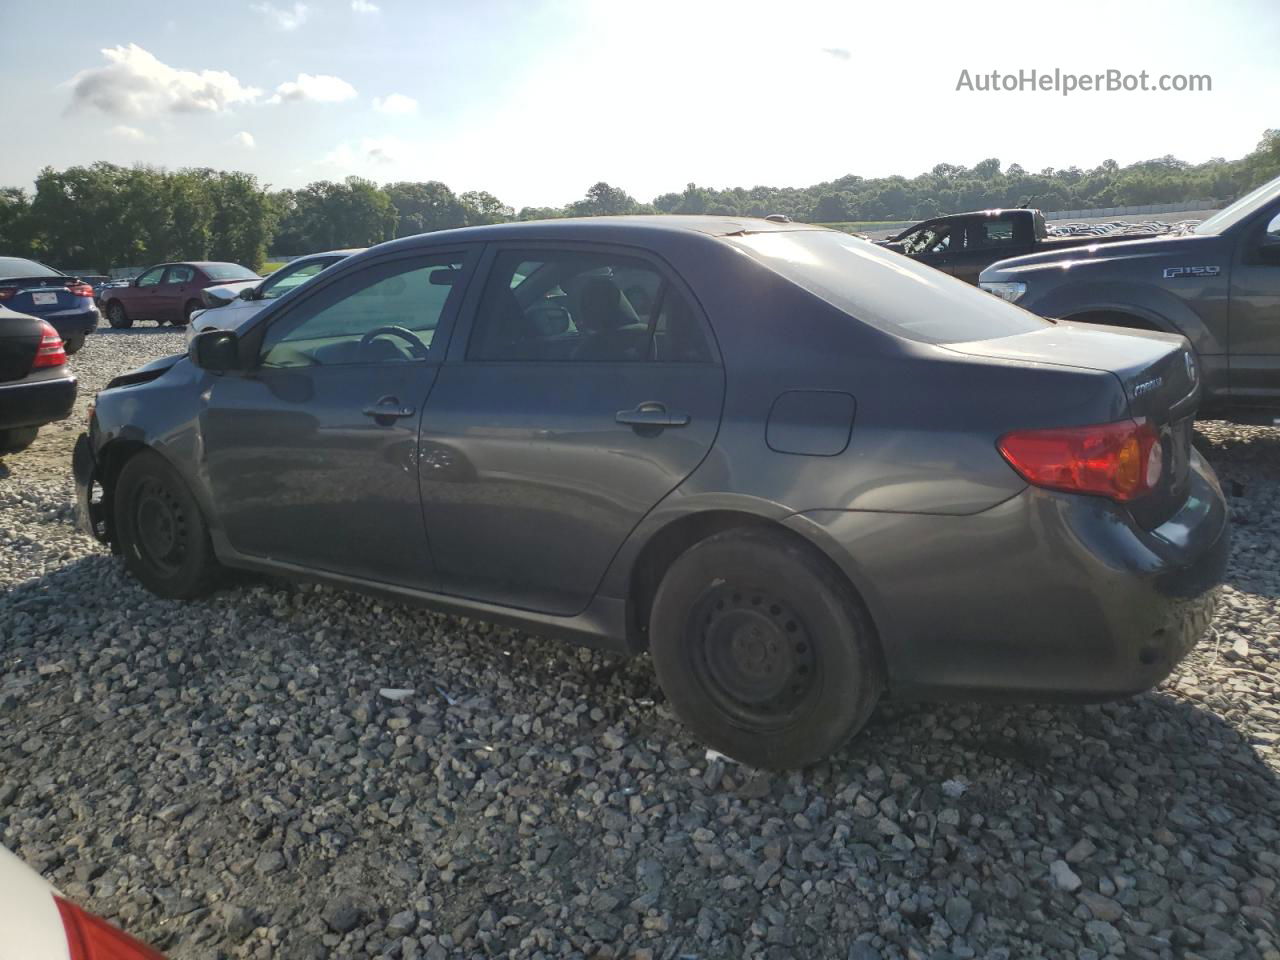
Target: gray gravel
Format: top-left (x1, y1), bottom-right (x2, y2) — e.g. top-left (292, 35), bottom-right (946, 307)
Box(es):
top-left (2, 329), bottom-right (1278, 960)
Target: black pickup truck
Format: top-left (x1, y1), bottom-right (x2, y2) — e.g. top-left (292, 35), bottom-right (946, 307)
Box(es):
top-left (877, 208), bottom-right (1159, 284)
top-left (980, 175), bottom-right (1280, 422)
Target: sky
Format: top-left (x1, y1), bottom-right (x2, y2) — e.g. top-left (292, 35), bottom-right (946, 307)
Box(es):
top-left (0, 0), bottom-right (1275, 210)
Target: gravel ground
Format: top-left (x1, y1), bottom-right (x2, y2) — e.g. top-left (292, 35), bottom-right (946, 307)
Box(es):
top-left (1, 328), bottom-right (1277, 960)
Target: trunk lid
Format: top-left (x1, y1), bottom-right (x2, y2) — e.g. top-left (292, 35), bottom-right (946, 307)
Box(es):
top-left (0, 309), bottom-right (43, 382)
top-left (945, 323), bottom-right (1199, 529)
top-left (0, 276), bottom-right (84, 316)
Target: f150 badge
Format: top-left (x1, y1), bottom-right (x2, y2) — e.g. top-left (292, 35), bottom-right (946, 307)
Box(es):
top-left (1163, 265), bottom-right (1220, 279)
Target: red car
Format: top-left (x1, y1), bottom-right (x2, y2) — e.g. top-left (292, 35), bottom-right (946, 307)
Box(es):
top-left (102, 262), bottom-right (259, 329)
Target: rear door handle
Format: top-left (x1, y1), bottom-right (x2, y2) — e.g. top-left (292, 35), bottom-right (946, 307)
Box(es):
top-left (362, 396), bottom-right (416, 420)
top-left (616, 401), bottom-right (690, 428)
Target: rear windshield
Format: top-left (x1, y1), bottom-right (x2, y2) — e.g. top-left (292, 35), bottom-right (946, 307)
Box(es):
top-left (729, 230), bottom-right (1049, 344)
top-left (202, 263), bottom-right (259, 281)
top-left (0, 257), bottom-right (61, 280)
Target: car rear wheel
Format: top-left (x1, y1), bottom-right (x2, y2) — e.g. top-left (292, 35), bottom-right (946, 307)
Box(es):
top-left (649, 527), bottom-right (881, 769)
top-left (106, 301), bottom-right (132, 329)
top-left (115, 450), bottom-right (221, 599)
top-left (63, 334), bottom-right (85, 355)
top-left (0, 427), bottom-right (38, 456)
top-left (175, 300), bottom-right (200, 327)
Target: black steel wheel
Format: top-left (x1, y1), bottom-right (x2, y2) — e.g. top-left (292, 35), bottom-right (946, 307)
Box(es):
top-left (115, 450), bottom-right (221, 598)
top-left (650, 526), bottom-right (881, 768)
top-left (692, 584), bottom-right (817, 731)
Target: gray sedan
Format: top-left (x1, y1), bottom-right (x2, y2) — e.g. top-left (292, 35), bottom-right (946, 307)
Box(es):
top-left (72, 216), bottom-right (1228, 768)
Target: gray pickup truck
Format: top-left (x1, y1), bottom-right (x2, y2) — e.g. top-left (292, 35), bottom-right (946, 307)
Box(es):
top-left (980, 175), bottom-right (1280, 423)
top-left (877, 208), bottom-right (1157, 284)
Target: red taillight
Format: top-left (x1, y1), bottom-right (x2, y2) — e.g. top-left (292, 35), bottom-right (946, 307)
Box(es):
top-left (55, 897), bottom-right (167, 960)
top-left (32, 320), bottom-right (67, 369)
top-left (998, 418), bottom-right (1163, 502)
top-left (68, 282), bottom-right (94, 298)
top-left (0, 286), bottom-right (16, 301)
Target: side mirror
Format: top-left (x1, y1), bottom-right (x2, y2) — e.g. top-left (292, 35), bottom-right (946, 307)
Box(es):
top-left (239, 286), bottom-right (257, 301)
top-left (190, 329), bottom-right (242, 372)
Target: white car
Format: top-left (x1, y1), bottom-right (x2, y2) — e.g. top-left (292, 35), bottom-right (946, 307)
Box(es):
top-left (185, 248), bottom-right (362, 345)
top-left (0, 845), bottom-right (165, 958)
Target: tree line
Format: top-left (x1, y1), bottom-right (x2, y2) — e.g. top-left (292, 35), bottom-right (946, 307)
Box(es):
top-left (1, 129), bottom-right (1276, 273)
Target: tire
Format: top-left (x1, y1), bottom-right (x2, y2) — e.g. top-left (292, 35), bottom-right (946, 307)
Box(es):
top-left (106, 301), bottom-right (132, 329)
top-left (63, 334), bottom-right (85, 356)
top-left (649, 527), bottom-right (881, 769)
top-left (0, 427), bottom-right (38, 456)
top-left (114, 450), bottom-right (221, 599)
top-left (175, 300), bottom-right (200, 328)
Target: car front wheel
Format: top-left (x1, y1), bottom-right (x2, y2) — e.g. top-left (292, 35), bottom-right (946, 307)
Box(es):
top-left (114, 450), bottom-right (221, 599)
top-left (649, 527), bottom-right (882, 769)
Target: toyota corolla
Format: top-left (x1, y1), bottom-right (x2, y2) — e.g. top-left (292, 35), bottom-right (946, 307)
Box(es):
top-left (73, 216), bottom-right (1228, 768)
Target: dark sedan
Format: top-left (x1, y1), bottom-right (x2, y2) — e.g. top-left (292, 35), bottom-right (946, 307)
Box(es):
top-left (73, 216), bottom-right (1228, 768)
top-left (101, 261), bottom-right (260, 329)
top-left (0, 257), bottom-right (99, 354)
top-left (1, 305), bottom-right (76, 457)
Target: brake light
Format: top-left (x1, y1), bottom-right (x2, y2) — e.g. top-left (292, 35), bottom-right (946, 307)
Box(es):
top-left (55, 896), bottom-right (167, 960)
top-left (32, 321), bottom-right (67, 368)
top-left (68, 282), bottom-right (94, 298)
top-left (0, 286), bottom-right (15, 301)
top-left (998, 418), bottom-right (1163, 502)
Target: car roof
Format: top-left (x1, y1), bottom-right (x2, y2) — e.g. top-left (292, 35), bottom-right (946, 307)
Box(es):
top-left (380, 215), bottom-right (829, 252)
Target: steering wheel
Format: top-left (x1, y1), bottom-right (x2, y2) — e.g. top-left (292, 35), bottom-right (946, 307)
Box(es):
top-left (359, 325), bottom-right (428, 359)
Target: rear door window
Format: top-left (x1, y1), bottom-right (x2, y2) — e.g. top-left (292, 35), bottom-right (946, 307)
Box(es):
top-left (467, 249), bottom-right (712, 363)
top-left (968, 220), bottom-right (1015, 249)
top-left (164, 265), bottom-right (195, 284)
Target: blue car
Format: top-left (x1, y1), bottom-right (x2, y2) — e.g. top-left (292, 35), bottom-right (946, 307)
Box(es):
top-left (0, 257), bottom-right (100, 354)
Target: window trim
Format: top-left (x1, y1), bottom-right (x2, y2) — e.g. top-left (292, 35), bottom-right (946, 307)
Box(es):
top-left (235, 247), bottom-right (478, 371)
top-left (448, 240), bottom-right (721, 367)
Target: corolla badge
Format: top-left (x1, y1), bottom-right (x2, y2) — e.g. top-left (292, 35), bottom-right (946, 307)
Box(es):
top-left (1132, 377), bottom-right (1164, 397)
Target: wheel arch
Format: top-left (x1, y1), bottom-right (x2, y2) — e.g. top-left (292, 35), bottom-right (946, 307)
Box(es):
top-left (1061, 309), bottom-right (1164, 332)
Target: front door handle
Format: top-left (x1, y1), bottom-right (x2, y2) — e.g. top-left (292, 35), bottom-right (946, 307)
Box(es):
top-left (362, 396), bottom-right (416, 421)
top-left (616, 401), bottom-right (690, 429)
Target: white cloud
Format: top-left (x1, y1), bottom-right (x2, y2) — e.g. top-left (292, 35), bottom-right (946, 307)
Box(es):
top-left (372, 93), bottom-right (417, 115)
top-left (68, 44), bottom-right (261, 116)
top-left (326, 136), bottom-right (410, 167)
top-left (232, 131), bottom-right (256, 148)
top-left (269, 73), bottom-right (357, 104)
top-left (108, 124), bottom-right (149, 141)
top-left (351, 0), bottom-right (379, 11)
top-left (253, 1), bottom-right (310, 30)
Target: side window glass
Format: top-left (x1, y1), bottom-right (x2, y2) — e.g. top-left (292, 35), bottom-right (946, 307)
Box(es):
top-left (259, 256), bottom-right (463, 368)
top-left (468, 250), bottom-right (710, 363)
top-left (261, 260), bottom-right (330, 300)
top-left (968, 221), bottom-right (1014, 250)
top-left (136, 267), bottom-right (164, 288)
top-left (165, 265), bottom-right (195, 284)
